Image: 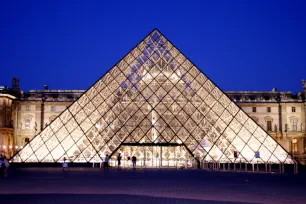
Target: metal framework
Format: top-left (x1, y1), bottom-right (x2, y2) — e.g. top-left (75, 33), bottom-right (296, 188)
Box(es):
top-left (12, 29), bottom-right (293, 166)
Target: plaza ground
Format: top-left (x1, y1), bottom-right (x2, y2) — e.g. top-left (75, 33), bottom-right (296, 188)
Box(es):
top-left (0, 167), bottom-right (306, 204)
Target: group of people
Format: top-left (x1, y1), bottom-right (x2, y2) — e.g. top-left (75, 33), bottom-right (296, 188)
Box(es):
top-left (102, 153), bottom-right (137, 170)
top-left (0, 154), bottom-right (9, 177)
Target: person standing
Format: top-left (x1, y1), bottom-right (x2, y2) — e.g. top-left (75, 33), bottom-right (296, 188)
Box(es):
top-left (132, 155), bottom-right (136, 170)
top-left (3, 156), bottom-right (9, 177)
top-left (62, 157), bottom-right (68, 172)
top-left (117, 153), bottom-right (122, 170)
top-left (0, 157), bottom-right (4, 177)
top-left (104, 154), bottom-right (109, 170)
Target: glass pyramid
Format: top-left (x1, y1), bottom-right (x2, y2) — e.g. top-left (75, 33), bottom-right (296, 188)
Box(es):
top-left (12, 29), bottom-right (293, 165)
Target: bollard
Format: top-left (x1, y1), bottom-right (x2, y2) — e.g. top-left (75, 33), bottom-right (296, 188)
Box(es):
top-left (252, 163), bottom-right (254, 172)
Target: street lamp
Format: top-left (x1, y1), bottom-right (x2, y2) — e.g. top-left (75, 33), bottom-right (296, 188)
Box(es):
top-left (3, 145), bottom-right (6, 157)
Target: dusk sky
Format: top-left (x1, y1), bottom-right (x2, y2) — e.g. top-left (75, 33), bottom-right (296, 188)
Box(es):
top-left (1, 0), bottom-right (306, 94)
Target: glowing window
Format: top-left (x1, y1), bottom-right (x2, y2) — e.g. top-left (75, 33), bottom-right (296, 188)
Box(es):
top-left (25, 119), bottom-right (31, 129)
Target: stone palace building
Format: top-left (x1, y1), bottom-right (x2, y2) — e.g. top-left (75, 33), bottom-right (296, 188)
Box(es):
top-left (1, 78), bottom-right (305, 164)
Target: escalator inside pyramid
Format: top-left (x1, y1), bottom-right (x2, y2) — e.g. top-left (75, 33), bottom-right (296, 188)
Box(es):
top-left (12, 30), bottom-right (294, 167)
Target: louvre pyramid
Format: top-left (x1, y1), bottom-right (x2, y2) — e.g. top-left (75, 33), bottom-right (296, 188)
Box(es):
top-left (12, 29), bottom-right (293, 165)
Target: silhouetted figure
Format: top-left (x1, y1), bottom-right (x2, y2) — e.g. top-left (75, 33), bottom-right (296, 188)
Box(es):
top-left (0, 157), bottom-right (4, 177)
top-left (62, 157), bottom-right (68, 172)
top-left (117, 153), bottom-right (122, 170)
top-left (132, 156), bottom-right (136, 170)
top-left (3, 156), bottom-right (9, 177)
top-left (104, 154), bottom-right (109, 170)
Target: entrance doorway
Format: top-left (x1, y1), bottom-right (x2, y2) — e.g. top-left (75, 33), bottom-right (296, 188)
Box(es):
top-left (111, 143), bottom-right (194, 168)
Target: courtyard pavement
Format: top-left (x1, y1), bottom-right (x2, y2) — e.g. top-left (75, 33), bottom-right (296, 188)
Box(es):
top-left (0, 167), bottom-right (306, 204)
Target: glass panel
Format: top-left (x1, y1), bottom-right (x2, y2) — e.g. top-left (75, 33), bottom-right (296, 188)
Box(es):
top-left (51, 145), bottom-right (65, 161)
top-left (61, 135), bottom-right (75, 152)
top-left (244, 118), bottom-right (257, 134)
top-left (238, 127), bottom-right (252, 143)
top-left (86, 86), bottom-right (99, 100)
top-left (211, 87), bottom-right (222, 100)
top-left (78, 94), bottom-right (90, 108)
top-left (29, 135), bottom-right (44, 152)
top-left (50, 117), bottom-right (63, 133)
top-left (236, 110), bottom-right (248, 125)
top-left (60, 110), bottom-right (73, 125)
top-left (263, 136), bottom-right (278, 152)
top-left (55, 126), bottom-right (69, 142)
top-left (45, 135), bottom-right (60, 152)
top-left (83, 101), bottom-right (96, 116)
top-left (253, 127), bottom-right (267, 143)
top-left (19, 145), bottom-right (34, 162)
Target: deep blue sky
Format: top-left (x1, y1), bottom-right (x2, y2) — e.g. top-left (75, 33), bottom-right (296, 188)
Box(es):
top-left (1, 0), bottom-right (306, 93)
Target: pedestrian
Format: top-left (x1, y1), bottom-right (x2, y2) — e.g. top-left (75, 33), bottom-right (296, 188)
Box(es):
top-left (117, 153), bottom-right (122, 170)
top-left (104, 154), bottom-right (109, 170)
top-left (3, 156), bottom-right (9, 177)
top-left (132, 155), bottom-right (136, 170)
top-left (62, 157), bottom-right (68, 172)
top-left (127, 156), bottom-right (131, 167)
top-left (0, 157), bottom-right (4, 177)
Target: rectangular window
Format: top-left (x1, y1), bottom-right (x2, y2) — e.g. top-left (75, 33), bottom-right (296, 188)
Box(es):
top-left (25, 119), bottom-right (30, 129)
top-left (267, 121), bottom-right (272, 131)
top-left (26, 105), bottom-right (30, 111)
top-left (51, 106), bottom-right (56, 112)
top-left (292, 120), bottom-right (297, 131)
top-left (267, 107), bottom-right (271, 112)
top-left (292, 107), bottom-right (296, 113)
top-left (252, 107), bottom-right (256, 112)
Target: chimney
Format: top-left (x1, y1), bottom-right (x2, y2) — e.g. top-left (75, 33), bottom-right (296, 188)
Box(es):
top-left (12, 77), bottom-right (20, 90)
top-left (44, 85), bottom-right (49, 90)
top-left (272, 88), bottom-right (277, 92)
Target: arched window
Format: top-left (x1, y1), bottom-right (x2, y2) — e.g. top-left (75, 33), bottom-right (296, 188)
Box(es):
top-left (291, 138), bottom-right (298, 153)
top-left (251, 116), bottom-right (259, 124)
top-left (24, 137), bottom-right (30, 144)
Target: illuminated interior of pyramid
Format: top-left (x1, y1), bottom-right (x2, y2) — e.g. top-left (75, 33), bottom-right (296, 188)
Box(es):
top-left (12, 29), bottom-right (293, 166)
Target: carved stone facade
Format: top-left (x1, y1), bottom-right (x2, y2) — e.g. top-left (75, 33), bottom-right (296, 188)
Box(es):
top-left (1, 79), bottom-right (306, 163)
